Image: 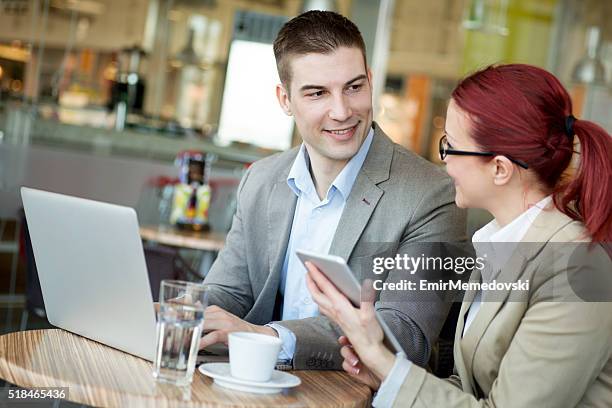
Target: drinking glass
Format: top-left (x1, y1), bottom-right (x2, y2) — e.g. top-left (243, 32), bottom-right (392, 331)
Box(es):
top-left (152, 280), bottom-right (209, 386)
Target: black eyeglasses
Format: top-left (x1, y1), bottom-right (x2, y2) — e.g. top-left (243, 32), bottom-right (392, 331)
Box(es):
top-left (438, 135), bottom-right (529, 169)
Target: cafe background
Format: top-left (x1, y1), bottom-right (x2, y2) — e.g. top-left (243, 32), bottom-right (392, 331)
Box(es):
top-left (0, 0), bottom-right (611, 333)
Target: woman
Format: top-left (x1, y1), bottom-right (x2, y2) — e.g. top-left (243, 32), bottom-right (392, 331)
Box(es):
top-left (305, 64), bottom-right (612, 407)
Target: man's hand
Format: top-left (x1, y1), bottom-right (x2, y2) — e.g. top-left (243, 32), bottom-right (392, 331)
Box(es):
top-left (199, 305), bottom-right (278, 349)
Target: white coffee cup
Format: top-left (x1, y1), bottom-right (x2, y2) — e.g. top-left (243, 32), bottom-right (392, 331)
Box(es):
top-left (228, 332), bottom-right (282, 382)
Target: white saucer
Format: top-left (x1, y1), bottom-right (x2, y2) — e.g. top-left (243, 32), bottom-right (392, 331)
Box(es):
top-left (198, 363), bottom-right (301, 394)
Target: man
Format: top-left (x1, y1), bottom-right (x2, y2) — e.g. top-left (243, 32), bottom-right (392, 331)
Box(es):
top-left (201, 10), bottom-right (466, 370)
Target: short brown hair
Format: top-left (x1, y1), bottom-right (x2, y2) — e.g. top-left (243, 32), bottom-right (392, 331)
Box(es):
top-left (273, 10), bottom-right (367, 90)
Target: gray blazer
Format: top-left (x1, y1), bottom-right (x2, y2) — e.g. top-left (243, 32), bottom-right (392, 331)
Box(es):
top-left (204, 123), bottom-right (466, 369)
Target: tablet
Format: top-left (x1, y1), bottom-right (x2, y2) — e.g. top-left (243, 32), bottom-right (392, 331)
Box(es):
top-left (295, 249), bottom-right (405, 355)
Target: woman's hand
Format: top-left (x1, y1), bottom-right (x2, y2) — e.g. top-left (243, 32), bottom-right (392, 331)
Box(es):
top-left (305, 262), bottom-right (395, 381)
top-left (338, 336), bottom-right (382, 390)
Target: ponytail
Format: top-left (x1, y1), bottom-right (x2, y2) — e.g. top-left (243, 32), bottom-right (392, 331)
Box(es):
top-left (554, 119), bottom-right (612, 242)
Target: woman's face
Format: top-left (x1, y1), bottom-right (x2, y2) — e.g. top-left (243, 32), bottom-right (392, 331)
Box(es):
top-left (443, 100), bottom-right (494, 209)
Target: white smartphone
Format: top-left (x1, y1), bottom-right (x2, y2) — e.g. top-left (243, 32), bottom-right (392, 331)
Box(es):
top-left (296, 249), bottom-right (405, 355)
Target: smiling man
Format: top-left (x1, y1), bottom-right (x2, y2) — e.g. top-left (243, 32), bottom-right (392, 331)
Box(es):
top-left (201, 10), bottom-right (466, 370)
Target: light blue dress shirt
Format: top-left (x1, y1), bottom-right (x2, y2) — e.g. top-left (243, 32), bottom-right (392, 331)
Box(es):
top-left (268, 127), bottom-right (374, 360)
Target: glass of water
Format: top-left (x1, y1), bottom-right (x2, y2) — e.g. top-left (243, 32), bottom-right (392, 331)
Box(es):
top-left (153, 280), bottom-right (210, 386)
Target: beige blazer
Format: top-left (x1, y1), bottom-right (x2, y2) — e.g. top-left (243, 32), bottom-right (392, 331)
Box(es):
top-left (393, 208), bottom-right (612, 407)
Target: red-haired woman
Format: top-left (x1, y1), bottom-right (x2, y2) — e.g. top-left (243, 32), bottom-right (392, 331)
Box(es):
top-left (306, 64), bottom-right (612, 407)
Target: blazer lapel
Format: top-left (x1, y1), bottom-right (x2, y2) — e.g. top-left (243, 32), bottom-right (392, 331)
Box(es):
top-left (460, 206), bottom-right (574, 386)
top-left (266, 166), bottom-right (298, 283)
top-left (454, 267), bottom-right (481, 394)
top-left (329, 123), bottom-right (392, 261)
top-left (329, 178), bottom-right (383, 260)
top-left (461, 249), bottom-right (528, 386)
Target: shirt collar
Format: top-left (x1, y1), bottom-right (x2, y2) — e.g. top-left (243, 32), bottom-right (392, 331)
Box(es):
top-left (286, 144), bottom-right (313, 198)
top-left (287, 126), bottom-right (374, 201)
top-left (332, 126), bottom-right (374, 200)
top-left (472, 195), bottom-right (553, 244)
top-left (472, 195), bottom-right (552, 280)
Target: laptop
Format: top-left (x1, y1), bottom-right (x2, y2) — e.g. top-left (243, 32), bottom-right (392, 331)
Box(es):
top-left (21, 187), bottom-right (157, 361)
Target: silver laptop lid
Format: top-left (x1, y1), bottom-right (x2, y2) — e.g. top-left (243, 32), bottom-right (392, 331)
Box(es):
top-left (21, 187), bottom-right (157, 361)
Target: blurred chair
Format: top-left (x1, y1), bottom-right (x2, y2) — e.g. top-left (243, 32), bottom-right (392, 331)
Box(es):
top-left (142, 243), bottom-right (180, 301)
top-left (0, 217), bottom-right (20, 300)
top-left (18, 209), bottom-right (47, 331)
top-left (143, 242), bottom-right (212, 299)
top-left (1, 214), bottom-right (22, 333)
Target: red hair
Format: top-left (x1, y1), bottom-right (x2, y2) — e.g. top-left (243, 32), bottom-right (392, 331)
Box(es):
top-left (452, 64), bottom-right (612, 242)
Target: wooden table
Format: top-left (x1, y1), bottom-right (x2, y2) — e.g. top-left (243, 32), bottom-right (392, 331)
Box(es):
top-left (0, 329), bottom-right (371, 407)
top-left (139, 225), bottom-right (226, 252)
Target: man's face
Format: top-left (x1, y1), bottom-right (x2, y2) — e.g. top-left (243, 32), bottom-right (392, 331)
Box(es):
top-left (276, 47), bottom-right (373, 167)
